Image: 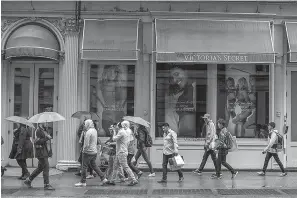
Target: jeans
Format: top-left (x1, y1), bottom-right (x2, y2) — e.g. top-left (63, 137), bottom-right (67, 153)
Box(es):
top-left (105, 155), bottom-right (125, 180)
top-left (198, 148), bottom-right (218, 171)
top-left (110, 153), bottom-right (137, 182)
top-left (29, 158), bottom-right (49, 185)
top-left (127, 154), bottom-right (140, 174)
top-left (81, 153), bottom-right (105, 183)
top-left (133, 143), bottom-right (154, 173)
top-left (262, 152), bottom-right (285, 173)
top-left (162, 154), bottom-right (183, 180)
top-left (216, 150), bottom-right (235, 176)
top-left (16, 159), bottom-right (29, 176)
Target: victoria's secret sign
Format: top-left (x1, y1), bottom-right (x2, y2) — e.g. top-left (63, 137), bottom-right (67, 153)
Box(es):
top-left (156, 52), bottom-right (275, 63)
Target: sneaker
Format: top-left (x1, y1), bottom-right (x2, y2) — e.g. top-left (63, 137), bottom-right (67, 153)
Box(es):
top-left (231, 171), bottom-right (238, 179)
top-left (18, 175), bottom-right (24, 180)
top-left (106, 181), bottom-right (116, 186)
top-left (44, 184), bottom-right (55, 190)
top-left (148, 173), bottom-right (155, 177)
top-left (100, 178), bottom-right (108, 186)
top-left (21, 173), bottom-right (30, 180)
top-left (128, 180), bottom-right (138, 186)
top-left (124, 178), bottom-right (129, 181)
top-left (280, 172), bottom-right (287, 177)
top-left (24, 179), bottom-right (32, 188)
top-left (193, 170), bottom-right (202, 176)
top-left (211, 173), bottom-right (222, 178)
top-left (137, 171), bottom-right (143, 179)
top-left (157, 179), bottom-right (167, 183)
top-left (75, 182), bottom-right (86, 187)
top-left (211, 175), bottom-right (222, 179)
top-left (178, 177), bottom-right (184, 182)
top-left (75, 172), bottom-right (81, 177)
top-left (257, 171), bottom-right (265, 176)
top-left (192, 169), bottom-right (199, 173)
top-left (86, 175), bottom-right (95, 179)
top-left (119, 178), bottom-right (126, 183)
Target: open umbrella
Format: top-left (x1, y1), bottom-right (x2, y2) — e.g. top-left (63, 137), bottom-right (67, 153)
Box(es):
top-left (28, 112), bottom-right (65, 123)
top-left (71, 111), bottom-right (100, 121)
top-left (122, 116), bottom-right (150, 128)
top-left (5, 116), bottom-right (35, 128)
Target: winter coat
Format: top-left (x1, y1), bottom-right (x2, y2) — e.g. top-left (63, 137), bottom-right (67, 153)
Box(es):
top-left (9, 127), bottom-right (33, 160)
top-left (34, 127), bottom-right (51, 158)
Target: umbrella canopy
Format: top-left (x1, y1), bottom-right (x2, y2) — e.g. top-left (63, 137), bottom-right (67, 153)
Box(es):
top-left (71, 111), bottom-right (100, 121)
top-left (122, 116), bottom-right (150, 128)
top-left (5, 116), bottom-right (35, 128)
top-left (28, 112), bottom-right (65, 123)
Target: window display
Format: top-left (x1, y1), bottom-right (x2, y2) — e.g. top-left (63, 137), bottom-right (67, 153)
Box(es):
top-left (89, 64), bottom-right (135, 137)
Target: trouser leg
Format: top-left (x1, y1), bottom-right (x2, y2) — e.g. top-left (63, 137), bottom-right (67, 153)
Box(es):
top-left (118, 153), bottom-right (137, 182)
top-left (272, 153), bottom-right (285, 173)
top-left (140, 146), bottom-right (154, 173)
top-left (198, 149), bottom-right (210, 171)
top-left (29, 158), bottom-right (45, 181)
top-left (42, 158), bottom-right (50, 185)
top-left (89, 154), bottom-right (105, 180)
top-left (162, 154), bottom-right (171, 180)
top-left (127, 154), bottom-right (140, 174)
top-left (262, 152), bottom-right (273, 173)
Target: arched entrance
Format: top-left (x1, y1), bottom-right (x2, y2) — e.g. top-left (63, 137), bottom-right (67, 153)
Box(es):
top-left (2, 22), bottom-right (63, 168)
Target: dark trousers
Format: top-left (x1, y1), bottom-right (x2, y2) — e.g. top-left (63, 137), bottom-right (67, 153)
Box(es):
top-left (81, 153), bottom-right (105, 183)
top-left (133, 144), bottom-right (154, 173)
top-left (78, 150), bottom-right (93, 175)
top-left (16, 159), bottom-right (29, 176)
top-left (262, 152), bottom-right (285, 173)
top-left (29, 158), bottom-right (49, 185)
top-left (162, 154), bottom-right (183, 180)
top-left (216, 150), bottom-right (235, 176)
top-left (198, 149), bottom-right (218, 171)
top-left (127, 154), bottom-right (140, 174)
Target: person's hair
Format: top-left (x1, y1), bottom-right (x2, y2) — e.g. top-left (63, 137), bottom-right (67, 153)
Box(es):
top-left (117, 122), bottom-right (122, 128)
top-left (93, 120), bottom-right (97, 129)
top-left (238, 77), bottom-right (249, 90)
top-left (162, 123), bottom-right (169, 127)
top-left (227, 77), bottom-right (235, 85)
top-left (268, 122), bottom-right (276, 128)
top-left (112, 123), bottom-right (117, 127)
top-left (217, 118), bottom-right (226, 127)
top-left (121, 120), bottom-right (130, 128)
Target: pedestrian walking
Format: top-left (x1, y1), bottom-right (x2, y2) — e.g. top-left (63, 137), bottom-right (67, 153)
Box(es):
top-left (132, 124), bottom-right (155, 177)
top-left (257, 122), bottom-right (287, 177)
top-left (211, 118), bottom-right (238, 179)
top-left (157, 123), bottom-right (183, 183)
top-left (75, 119), bottom-right (107, 187)
top-left (106, 121), bottom-right (138, 186)
top-left (193, 114), bottom-right (218, 175)
top-left (24, 123), bottom-right (54, 190)
top-left (9, 123), bottom-right (33, 180)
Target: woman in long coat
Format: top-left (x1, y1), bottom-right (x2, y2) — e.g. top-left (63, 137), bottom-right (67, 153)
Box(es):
top-left (9, 123), bottom-right (34, 180)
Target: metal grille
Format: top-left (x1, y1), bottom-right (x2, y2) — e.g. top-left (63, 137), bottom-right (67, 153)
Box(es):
top-left (217, 189), bottom-right (282, 195)
top-left (281, 189), bottom-right (297, 195)
top-left (85, 189), bottom-right (148, 195)
top-left (1, 189), bottom-right (19, 195)
top-left (152, 189), bottom-right (213, 195)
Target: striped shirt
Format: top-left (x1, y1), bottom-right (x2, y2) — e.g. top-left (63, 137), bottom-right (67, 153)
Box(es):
top-left (163, 129), bottom-right (178, 155)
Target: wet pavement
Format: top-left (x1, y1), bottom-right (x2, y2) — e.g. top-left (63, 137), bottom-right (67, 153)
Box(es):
top-left (1, 168), bottom-right (297, 197)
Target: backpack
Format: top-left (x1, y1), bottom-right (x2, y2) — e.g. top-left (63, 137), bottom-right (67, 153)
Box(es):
top-left (145, 133), bottom-right (153, 147)
top-left (225, 130), bottom-right (238, 152)
top-left (273, 132), bottom-right (283, 150)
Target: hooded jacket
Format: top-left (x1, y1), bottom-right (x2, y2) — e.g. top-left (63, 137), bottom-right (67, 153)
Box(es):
top-left (82, 119), bottom-right (98, 155)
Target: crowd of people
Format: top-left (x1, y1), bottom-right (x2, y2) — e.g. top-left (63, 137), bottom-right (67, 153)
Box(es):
top-left (4, 113), bottom-right (287, 190)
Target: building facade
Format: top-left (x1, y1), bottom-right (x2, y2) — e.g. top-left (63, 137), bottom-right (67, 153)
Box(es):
top-left (1, 1), bottom-right (297, 170)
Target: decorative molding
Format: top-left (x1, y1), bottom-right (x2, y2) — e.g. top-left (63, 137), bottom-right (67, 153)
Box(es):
top-left (64, 18), bottom-right (82, 36)
top-left (59, 51), bottom-right (65, 61)
top-left (1, 49), bottom-right (5, 60)
top-left (1, 17), bottom-right (22, 37)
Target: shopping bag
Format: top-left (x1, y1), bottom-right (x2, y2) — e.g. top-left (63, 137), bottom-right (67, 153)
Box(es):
top-left (168, 158), bottom-right (182, 171)
top-left (174, 155), bottom-right (185, 166)
top-left (228, 136), bottom-right (238, 152)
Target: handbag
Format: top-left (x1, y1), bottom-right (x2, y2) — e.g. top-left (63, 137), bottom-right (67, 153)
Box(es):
top-left (169, 155), bottom-right (185, 171)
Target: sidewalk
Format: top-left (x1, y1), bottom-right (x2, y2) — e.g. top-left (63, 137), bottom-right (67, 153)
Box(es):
top-left (1, 168), bottom-right (297, 198)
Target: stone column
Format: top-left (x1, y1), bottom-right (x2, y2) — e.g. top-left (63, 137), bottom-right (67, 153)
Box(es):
top-left (56, 18), bottom-right (80, 171)
top-left (207, 64), bottom-right (218, 123)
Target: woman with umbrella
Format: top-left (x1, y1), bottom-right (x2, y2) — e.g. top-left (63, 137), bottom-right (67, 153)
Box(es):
top-left (8, 122), bottom-right (34, 180)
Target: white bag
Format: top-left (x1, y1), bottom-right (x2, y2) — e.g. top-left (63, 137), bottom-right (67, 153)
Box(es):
top-left (174, 155), bottom-right (185, 167)
top-left (228, 136), bottom-right (238, 152)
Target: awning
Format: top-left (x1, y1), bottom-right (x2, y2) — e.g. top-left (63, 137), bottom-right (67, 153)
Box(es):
top-left (285, 22), bottom-right (297, 62)
top-left (4, 25), bottom-right (60, 60)
top-left (82, 19), bottom-right (139, 60)
top-left (155, 19), bottom-right (275, 63)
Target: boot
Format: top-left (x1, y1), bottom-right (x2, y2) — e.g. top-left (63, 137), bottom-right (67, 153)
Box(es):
top-left (24, 179), bottom-right (32, 188)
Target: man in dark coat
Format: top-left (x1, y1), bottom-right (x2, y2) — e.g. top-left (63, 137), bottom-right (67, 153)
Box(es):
top-left (24, 123), bottom-right (55, 190)
top-left (9, 124), bottom-right (33, 180)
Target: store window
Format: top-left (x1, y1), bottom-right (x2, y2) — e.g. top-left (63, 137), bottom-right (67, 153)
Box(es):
top-left (217, 64), bottom-right (270, 139)
top-left (89, 64), bottom-right (135, 137)
top-left (155, 63), bottom-right (207, 138)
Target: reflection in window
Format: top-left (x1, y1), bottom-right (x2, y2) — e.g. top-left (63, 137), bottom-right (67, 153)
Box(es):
top-left (156, 64), bottom-right (207, 138)
top-left (90, 64), bottom-right (135, 137)
top-left (217, 64), bottom-right (269, 139)
top-left (14, 68), bottom-right (30, 117)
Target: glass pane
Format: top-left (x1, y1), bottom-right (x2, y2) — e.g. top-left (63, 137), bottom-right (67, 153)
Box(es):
top-left (38, 68), bottom-right (55, 137)
top-left (14, 68), bottom-right (30, 118)
top-left (155, 63), bottom-right (207, 138)
top-left (90, 64), bottom-right (135, 137)
top-left (217, 64), bottom-right (269, 138)
top-left (291, 71), bottom-right (297, 142)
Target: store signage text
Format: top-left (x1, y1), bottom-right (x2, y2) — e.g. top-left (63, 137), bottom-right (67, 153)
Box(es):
top-left (5, 47), bottom-right (59, 60)
top-left (177, 53), bottom-right (248, 62)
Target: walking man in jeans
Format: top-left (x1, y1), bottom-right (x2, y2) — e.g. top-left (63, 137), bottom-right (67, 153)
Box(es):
top-left (75, 119), bottom-right (107, 187)
top-left (257, 122), bottom-right (287, 177)
top-left (211, 118), bottom-right (238, 179)
top-left (193, 114), bottom-right (218, 175)
top-left (158, 123), bottom-right (183, 183)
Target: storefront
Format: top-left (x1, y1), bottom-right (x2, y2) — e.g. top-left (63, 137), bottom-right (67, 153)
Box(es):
top-left (150, 19), bottom-right (276, 169)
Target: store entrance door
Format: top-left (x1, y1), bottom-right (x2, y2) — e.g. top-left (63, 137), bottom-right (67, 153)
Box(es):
top-left (286, 66), bottom-right (297, 168)
top-left (8, 62), bottom-right (59, 167)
